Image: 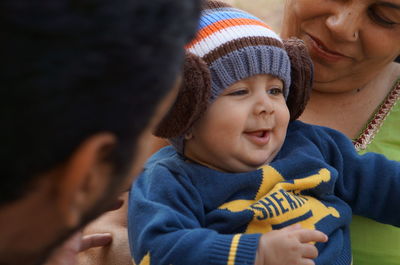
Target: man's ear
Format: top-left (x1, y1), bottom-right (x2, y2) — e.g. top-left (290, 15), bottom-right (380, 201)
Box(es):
top-left (184, 130), bottom-right (193, 140)
top-left (55, 133), bottom-right (117, 228)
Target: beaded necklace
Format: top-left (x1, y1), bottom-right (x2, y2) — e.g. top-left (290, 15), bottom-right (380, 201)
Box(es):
top-left (353, 78), bottom-right (400, 151)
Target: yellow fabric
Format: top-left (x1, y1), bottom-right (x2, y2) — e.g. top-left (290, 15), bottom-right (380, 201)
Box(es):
top-left (219, 167), bottom-right (340, 235)
top-left (227, 234), bottom-right (241, 265)
top-left (138, 253), bottom-right (150, 265)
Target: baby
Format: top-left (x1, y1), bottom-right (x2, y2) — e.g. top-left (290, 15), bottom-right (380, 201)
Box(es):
top-left (128, 1), bottom-right (400, 265)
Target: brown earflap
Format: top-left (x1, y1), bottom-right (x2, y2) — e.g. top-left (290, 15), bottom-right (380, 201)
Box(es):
top-left (283, 38), bottom-right (314, 121)
top-left (154, 51), bottom-right (211, 138)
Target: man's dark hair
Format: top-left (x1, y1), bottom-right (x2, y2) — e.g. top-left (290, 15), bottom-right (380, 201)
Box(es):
top-left (0, 0), bottom-right (201, 204)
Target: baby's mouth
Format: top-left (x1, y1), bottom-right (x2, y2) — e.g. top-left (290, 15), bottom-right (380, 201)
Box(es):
top-left (244, 129), bottom-right (271, 146)
top-left (247, 130), bottom-right (267, 137)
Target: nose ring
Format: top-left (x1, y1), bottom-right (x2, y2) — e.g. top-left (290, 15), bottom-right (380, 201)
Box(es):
top-left (353, 31), bottom-right (358, 40)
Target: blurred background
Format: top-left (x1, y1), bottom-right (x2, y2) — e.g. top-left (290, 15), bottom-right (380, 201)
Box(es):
top-left (222, 0), bottom-right (284, 32)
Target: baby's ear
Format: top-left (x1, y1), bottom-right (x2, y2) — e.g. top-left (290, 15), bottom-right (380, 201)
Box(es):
top-left (154, 51), bottom-right (211, 138)
top-left (283, 38), bottom-right (314, 121)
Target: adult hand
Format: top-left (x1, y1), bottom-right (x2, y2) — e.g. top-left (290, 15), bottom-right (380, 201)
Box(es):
top-left (254, 224), bottom-right (328, 265)
top-left (77, 192), bottom-right (133, 265)
top-left (44, 232), bottom-right (112, 265)
top-left (44, 198), bottom-right (124, 265)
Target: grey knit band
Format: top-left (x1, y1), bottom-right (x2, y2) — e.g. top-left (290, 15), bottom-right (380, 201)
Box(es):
top-left (209, 46), bottom-right (291, 101)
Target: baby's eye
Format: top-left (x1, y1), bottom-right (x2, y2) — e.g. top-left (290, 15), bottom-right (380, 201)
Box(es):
top-left (227, 89), bottom-right (248, 96)
top-left (267, 87), bottom-right (284, 96)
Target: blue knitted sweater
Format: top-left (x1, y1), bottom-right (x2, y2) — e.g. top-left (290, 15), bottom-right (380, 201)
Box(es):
top-left (128, 121), bottom-right (400, 265)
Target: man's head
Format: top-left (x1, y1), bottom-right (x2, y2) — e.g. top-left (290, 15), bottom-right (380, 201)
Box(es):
top-left (0, 0), bottom-right (201, 264)
top-left (155, 0), bottom-right (313, 172)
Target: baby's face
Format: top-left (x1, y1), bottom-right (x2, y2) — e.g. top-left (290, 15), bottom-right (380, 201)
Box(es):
top-left (184, 74), bottom-right (290, 173)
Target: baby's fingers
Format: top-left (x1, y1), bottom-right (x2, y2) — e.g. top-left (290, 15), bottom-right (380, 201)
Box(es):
top-left (298, 229), bottom-right (328, 244)
top-left (299, 258), bottom-right (316, 265)
top-left (280, 223), bottom-right (302, 232)
top-left (301, 243), bottom-right (319, 259)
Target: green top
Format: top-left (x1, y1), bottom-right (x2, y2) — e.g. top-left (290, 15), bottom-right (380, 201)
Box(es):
top-left (351, 79), bottom-right (400, 265)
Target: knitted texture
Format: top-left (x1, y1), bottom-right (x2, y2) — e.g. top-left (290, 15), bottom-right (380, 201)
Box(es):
top-left (154, 0), bottom-right (314, 153)
top-left (130, 121), bottom-right (400, 265)
top-left (154, 52), bottom-right (211, 138)
top-left (283, 38), bottom-right (313, 120)
top-left (186, 0), bottom-right (291, 99)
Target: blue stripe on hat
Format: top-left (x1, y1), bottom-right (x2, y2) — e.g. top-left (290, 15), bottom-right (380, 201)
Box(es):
top-left (198, 8), bottom-right (264, 31)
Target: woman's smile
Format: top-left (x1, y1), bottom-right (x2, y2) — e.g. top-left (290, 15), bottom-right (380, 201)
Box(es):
top-left (306, 34), bottom-right (352, 63)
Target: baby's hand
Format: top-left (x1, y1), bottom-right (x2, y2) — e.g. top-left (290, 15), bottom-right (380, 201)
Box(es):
top-left (254, 224), bottom-right (328, 265)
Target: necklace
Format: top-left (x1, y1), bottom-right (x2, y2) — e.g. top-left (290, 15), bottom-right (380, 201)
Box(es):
top-left (353, 79), bottom-right (400, 151)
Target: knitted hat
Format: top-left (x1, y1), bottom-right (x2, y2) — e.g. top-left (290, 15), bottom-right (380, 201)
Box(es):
top-left (189, 0), bottom-right (291, 100)
top-left (155, 1), bottom-right (313, 153)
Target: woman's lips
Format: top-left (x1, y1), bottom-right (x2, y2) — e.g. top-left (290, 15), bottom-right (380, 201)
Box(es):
top-left (307, 34), bottom-right (349, 63)
top-left (244, 130), bottom-right (271, 146)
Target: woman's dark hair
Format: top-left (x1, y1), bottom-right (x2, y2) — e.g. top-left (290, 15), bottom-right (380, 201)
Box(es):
top-left (0, 0), bottom-right (201, 204)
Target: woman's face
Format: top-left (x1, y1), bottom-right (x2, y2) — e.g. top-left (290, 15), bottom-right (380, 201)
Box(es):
top-left (281, 0), bottom-right (400, 92)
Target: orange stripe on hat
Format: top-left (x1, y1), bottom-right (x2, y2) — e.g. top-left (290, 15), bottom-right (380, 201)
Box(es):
top-left (186, 18), bottom-right (272, 49)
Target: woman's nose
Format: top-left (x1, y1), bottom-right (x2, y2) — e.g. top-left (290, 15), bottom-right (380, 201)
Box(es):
top-left (326, 4), bottom-right (363, 42)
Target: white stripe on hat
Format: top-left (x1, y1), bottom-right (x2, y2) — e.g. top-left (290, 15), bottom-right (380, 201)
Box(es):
top-left (188, 24), bottom-right (282, 58)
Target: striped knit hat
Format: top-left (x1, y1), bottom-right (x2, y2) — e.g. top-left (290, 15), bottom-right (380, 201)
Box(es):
top-left (155, 1), bottom-right (313, 153)
top-left (186, 1), bottom-right (291, 100)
